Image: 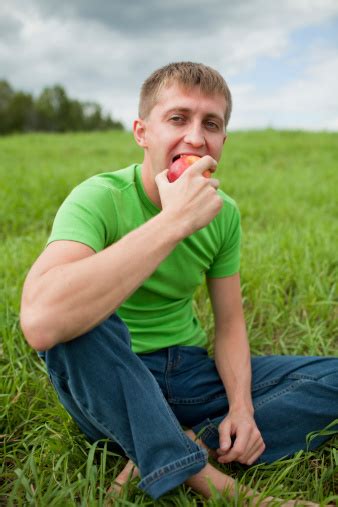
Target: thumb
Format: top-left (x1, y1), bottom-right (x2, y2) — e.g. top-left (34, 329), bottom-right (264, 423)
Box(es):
top-left (219, 419), bottom-right (232, 451)
top-left (155, 168), bottom-right (169, 188)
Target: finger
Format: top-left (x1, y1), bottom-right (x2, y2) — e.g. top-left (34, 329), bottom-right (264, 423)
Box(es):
top-left (217, 431), bottom-right (250, 463)
top-left (218, 419), bottom-right (232, 452)
top-left (207, 178), bottom-right (220, 189)
top-left (218, 436), bottom-right (265, 465)
top-left (242, 431), bottom-right (265, 464)
top-left (238, 439), bottom-right (266, 465)
top-left (216, 434), bottom-right (235, 455)
top-left (188, 155), bottom-right (217, 175)
top-left (245, 441), bottom-right (266, 465)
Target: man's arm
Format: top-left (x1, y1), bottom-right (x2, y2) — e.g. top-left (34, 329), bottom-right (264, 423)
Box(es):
top-left (207, 273), bottom-right (265, 465)
top-left (21, 158), bottom-right (222, 351)
top-left (21, 214), bottom-right (182, 351)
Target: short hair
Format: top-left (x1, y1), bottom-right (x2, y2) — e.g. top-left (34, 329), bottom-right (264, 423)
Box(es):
top-left (139, 61), bottom-right (232, 129)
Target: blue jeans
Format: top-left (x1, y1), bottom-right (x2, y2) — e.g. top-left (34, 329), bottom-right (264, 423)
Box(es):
top-left (40, 314), bottom-right (338, 499)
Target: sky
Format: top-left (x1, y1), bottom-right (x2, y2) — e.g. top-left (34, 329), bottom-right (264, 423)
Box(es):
top-left (1, 0), bottom-right (338, 131)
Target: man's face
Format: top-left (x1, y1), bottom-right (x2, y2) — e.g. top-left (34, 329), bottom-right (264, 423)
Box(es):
top-left (135, 83), bottom-right (228, 176)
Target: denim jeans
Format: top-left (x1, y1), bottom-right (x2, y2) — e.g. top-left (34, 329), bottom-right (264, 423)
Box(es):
top-left (40, 314), bottom-right (338, 499)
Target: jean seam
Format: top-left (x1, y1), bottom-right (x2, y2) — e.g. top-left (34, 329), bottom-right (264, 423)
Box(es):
top-left (138, 449), bottom-right (207, 488)
top-left (287, 373), bottom-right (317, 381)
top-left (254, 378), bottom-right (309, 410)
top-left (168, 393), bottom-right (227, 404)
top-left (165, 349), bottom-right (173, 400)
top-left (252, 379), bottom-right (279, 391)
top-left (252, 373), bottom-right (318, 392)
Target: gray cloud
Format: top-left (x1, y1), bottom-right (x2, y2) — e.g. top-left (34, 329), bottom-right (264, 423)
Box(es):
top-left (0, 12), bottom-right (23, 42)
top-left (17, 0), bottom-right (338, 39)
top-left (25, 0), bottom-right (247, 36)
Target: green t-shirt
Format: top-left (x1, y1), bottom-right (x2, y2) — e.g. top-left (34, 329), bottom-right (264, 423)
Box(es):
top-left (47, 164), bottom-right (241, 353)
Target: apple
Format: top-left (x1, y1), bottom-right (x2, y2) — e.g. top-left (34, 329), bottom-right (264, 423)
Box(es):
top-left (167, 155), bottom-right (211, 182)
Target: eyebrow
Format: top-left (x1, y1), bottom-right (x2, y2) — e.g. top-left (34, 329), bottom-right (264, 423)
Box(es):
top-left (164, 107), bottom-right (225, 126)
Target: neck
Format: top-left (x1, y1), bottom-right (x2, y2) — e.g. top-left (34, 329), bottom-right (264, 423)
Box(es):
top-left (141, 162), bottom-right (162, 208)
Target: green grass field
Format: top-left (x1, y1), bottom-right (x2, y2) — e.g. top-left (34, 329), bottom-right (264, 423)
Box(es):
top-left (1, 130), bottom-right (337, 505)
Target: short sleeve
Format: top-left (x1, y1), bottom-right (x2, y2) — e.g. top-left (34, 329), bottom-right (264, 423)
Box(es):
top-left (206, 202), bottom-right (241, 278)
top-left (47, 182), bottom-right (117, 252)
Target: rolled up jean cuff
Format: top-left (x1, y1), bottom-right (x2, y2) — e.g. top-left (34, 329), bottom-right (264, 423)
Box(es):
top-left (138, 448), bottom-right (208, 499)
top-left (192, 418), bottom-right (220, 450)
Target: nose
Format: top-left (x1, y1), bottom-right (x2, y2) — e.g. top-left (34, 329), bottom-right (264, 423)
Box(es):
top-left (183, 122), bottom-right (205, 147)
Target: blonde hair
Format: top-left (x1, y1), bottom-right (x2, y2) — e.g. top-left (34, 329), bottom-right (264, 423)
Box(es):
top-left (139, 61), bottom-right (232, 128)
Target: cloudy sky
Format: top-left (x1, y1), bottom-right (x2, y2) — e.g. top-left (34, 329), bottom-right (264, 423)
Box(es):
top-left (1, 0), bottom-right (338, 131)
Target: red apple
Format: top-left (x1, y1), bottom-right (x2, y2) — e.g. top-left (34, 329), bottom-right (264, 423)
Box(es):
top-left (168, 155), bottom-right (211, 182)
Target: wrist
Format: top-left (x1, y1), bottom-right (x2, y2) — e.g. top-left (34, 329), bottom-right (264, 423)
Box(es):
top-left (159, 208), bottom-right (190, 242)
top-left (229, 400), bottom-right (254, 416)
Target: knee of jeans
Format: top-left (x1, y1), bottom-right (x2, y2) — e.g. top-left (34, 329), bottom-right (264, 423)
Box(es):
top-left (45, 313), bottom-right (131, 376)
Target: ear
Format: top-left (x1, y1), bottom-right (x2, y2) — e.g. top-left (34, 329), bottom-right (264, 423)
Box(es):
top-left (133, 119), bottom-right (148, 148)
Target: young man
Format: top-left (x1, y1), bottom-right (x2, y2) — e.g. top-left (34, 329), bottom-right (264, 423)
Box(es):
top-left (20, 62), bottom-right (337, 502)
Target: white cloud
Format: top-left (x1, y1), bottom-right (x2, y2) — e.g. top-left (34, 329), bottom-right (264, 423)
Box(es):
top-left (230, 48), bottom-right (338, 130)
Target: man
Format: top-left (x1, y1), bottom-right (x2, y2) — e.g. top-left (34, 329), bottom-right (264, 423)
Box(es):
top-left (20, 62), bottom-right (337, 502)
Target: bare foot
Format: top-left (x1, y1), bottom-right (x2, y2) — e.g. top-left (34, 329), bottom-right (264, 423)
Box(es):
top-left (106, 459), bottom-right (139, 498)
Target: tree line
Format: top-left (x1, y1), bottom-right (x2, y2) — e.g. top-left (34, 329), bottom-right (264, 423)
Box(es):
top-left (0, 80), bottom-right (124, 134)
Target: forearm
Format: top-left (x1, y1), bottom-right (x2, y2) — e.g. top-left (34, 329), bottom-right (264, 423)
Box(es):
top-left (208, 276), bottom-right (264, 463)
top-left (21, 210), bottom-right (183, 349)
top-left (214, 321), bottom-right (253, 413)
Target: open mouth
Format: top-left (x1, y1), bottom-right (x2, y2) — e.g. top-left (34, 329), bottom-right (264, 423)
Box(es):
top-left (172, 153), bottom-right (202, 163)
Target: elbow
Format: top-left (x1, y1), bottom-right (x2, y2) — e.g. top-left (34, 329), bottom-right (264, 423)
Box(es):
top-left (20, 305), bottom-right (57, 351)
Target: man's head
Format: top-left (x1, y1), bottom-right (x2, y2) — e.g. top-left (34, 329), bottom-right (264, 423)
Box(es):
top-left (134, 62), bottom-right (230, 197)
top-left (139, 61), bottom-right (232, 129)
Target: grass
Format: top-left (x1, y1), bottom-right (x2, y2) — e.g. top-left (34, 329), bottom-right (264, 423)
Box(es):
top-left (1, 129), bottom-right (337, 505)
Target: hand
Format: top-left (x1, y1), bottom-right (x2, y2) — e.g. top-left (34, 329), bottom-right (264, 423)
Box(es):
top-left (216, 408), bottom-right (265, 465)
top-left (155, 156), bottom-right (223, 237)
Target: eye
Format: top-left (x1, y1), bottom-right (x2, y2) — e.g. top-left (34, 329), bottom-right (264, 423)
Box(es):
top-left (169, 115), bottom-right (185, 124)
top-left (205, 120), bottom-right (220, 130)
